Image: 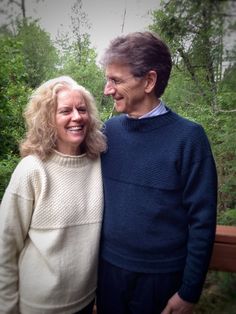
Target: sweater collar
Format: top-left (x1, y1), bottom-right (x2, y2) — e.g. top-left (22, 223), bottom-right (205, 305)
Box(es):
top-left (48, 150), bottom-right (90, 168)
top-left (120, 107), bottom-right (179, 132)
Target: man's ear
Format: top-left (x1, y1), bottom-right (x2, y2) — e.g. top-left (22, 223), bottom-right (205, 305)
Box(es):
top-left (144, 70), bottom-right (157, 94)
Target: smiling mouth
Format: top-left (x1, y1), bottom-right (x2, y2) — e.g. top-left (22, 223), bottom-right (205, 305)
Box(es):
top-left (114, 98), bottom-right (123, 103)
top-left (67, 126), bottom-right (84, 132)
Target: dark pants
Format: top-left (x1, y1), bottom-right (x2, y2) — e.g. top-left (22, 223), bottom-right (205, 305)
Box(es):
top-left (74, 300), bottom-right (95, 314)
top-left (97, 259), bottom-right (183, 314)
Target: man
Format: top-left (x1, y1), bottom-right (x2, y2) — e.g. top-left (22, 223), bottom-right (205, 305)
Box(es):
top-left (97, 32), bottom-right (217, 314)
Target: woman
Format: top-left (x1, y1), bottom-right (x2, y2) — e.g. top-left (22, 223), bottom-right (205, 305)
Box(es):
top-left (0, 76), bottom-right (106, 314)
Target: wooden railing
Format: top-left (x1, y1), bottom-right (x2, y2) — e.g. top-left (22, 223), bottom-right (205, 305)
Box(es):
top-left (209, 225), bottom-right (236, 272)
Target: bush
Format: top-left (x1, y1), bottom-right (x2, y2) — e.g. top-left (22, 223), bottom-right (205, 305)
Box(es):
top-left (0, 155), bottom-right (20, 200)
top-left (195, 272), bottom-right (236, 313)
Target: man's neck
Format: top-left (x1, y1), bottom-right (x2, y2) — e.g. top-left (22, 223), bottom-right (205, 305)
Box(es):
top-left (128, 98), bottom-right (161, 119)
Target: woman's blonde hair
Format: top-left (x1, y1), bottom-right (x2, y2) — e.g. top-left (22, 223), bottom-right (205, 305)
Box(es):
top-left (20, 76), bottom-right (106, 160)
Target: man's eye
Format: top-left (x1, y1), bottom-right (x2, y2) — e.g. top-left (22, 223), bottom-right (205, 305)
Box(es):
top-left (111, 78), bottom-right (122, 85)
top-left (106, 78), bottom-right (121, 85)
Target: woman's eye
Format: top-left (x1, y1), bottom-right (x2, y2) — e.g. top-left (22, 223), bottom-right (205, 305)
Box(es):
top-left (58, 110), bottom-right (69, 114)
top-left (78, 108), bottom-right (87, 113)
top-left (58, 106), bottom-right (87, 115)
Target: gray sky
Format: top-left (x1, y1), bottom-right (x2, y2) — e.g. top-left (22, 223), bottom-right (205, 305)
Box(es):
top-left (26, 0), bottom-right (161, 60)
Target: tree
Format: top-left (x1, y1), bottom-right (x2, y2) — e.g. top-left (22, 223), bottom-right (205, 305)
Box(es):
top-left (150, 0), bottom-right (235, 112)
top-left (0, 0), bottom-right (44, 21)
top-left (0, 33), bottom-right (31, 200)
top-left (15, 19), bottom-right (59, 88)
top-left (56, 0), bottom-right (107, 109)
top-left (0, 0), bottom-right (59, 88)
top-left (0, 33), bottom-right (29, 157)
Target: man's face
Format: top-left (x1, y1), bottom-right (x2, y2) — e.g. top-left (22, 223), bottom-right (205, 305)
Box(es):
top-left (104, 63), bottom-right (147, 117)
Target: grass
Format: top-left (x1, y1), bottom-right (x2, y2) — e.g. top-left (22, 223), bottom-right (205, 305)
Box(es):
top-left (194, 271), bottom-right (236, 313)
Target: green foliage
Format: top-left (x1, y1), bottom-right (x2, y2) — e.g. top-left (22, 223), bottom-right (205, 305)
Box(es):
top-left (0, 155), bottom-right (20, 201)
top-left (218, 63), bottom-right (236, 110)
top-left (0, 34), bottom-right (30, 158)
top-left (217, 209), bottom-right (236, 226)
top-left (195, 272), bottom-right (236, 313)
top-left (213, 113), bottom-right (236, 212)
top-left (15, 19), bottom-right (59, 88)
top-left (59, 35), bottom-right (105, 107)
top-left (100, 102), bottom-right (115, 122)
top-left (0, 33), bottom-right (31, 200)
top-left (150, 0), bottom-right (233, 110)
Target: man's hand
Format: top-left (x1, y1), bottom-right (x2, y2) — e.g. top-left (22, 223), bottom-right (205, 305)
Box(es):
top-left (161, 292), bottom-right (195, 314)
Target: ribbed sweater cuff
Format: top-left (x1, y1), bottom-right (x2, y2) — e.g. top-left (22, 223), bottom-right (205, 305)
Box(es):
top-left (178, 283), bottom-right (203, 303)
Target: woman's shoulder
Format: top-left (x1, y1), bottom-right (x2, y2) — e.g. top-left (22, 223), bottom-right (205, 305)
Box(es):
top-left (16, 154), bottom-right (43, 171)
top-left (11, 155), bottom-right (44, 182)
top-left (4, 155), bottom-right (45, 199)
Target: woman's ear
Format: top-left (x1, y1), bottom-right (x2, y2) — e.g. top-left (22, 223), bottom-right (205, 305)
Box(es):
top-left (144, 70), bottom-right (157, 94)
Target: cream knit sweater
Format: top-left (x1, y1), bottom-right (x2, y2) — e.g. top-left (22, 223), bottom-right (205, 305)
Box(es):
top-left (0, 151), bottom-right (103, 314)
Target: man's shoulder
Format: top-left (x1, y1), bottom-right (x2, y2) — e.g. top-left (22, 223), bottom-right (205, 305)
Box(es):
top-left (104, 114), bottom-right (124, 128)
top-left (105, 114), bottom-right (124, 123)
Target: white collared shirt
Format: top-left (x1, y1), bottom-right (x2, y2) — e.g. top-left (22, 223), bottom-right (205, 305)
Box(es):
top-left (139, 100), bottom-right (167, 119)
top-left (127, 100), bottom-right (167, 119)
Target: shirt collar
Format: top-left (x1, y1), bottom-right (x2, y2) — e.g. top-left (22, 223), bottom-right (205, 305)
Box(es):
top-left (138, 100), bottom-right (167, 119)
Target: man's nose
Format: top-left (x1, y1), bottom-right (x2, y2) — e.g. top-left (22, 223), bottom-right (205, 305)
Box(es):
top-left (104, 81), bottom-right (115, 96)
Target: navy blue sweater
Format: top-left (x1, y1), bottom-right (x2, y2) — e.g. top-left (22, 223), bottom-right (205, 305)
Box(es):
top-left (101, 108), bottom-right (217, 303)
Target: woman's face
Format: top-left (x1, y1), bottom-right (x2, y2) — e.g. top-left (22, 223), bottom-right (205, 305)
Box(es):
top-left (55, 88), bottom-right (90, 155)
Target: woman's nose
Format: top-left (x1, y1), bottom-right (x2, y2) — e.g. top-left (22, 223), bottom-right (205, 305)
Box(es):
top-left (72, 109), bottom-right (82, 120)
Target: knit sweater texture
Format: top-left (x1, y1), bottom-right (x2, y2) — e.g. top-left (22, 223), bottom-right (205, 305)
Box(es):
top-left (101, 108), bottom-right (217, 303)
top-left (0, 151), bottom-right (103, 314)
